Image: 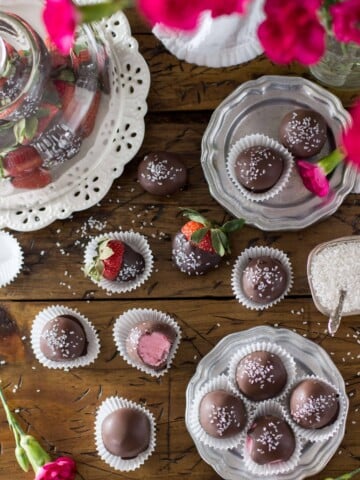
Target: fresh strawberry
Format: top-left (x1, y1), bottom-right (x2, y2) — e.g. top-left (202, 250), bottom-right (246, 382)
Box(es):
top-left (11, 167), bottom-right (51, 189)
top-left (87, 239), bottom-right (125, 281)
top-left (71, 48), bottom-right (92, 72)
top-left (78, 90), bottom-right (101, 138)
top-left (172, 209), bottom-right (245, 275)
top-left (2, 146), bottom-right (43, 177)
top-left (54, 79), bottom-right (75, 113)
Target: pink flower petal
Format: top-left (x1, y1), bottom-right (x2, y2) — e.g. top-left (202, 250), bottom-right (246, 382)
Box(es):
top-left (297, 160), bottom-right (330, 197)
top-left (342, 101), bottom-right (360, 168)
top-left (331, 0), bottom-right (360, 45)
top-left (43, 0), bottom-right (79, 55)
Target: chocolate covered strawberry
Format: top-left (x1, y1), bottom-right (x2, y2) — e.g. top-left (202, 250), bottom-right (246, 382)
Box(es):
top-left (87, 238), bottom-right (145, 283)
top-left (1, 145), bottom-right (43, 177)
top-left (11, 167), bottom-right (52, 189)
top-left (172, 209), bottom-right (245, 275)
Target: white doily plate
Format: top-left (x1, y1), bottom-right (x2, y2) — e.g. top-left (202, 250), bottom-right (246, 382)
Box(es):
top-left (152, 0), bottom-right (264, 68)
top-left (0, 3), bottom-right (150, 231)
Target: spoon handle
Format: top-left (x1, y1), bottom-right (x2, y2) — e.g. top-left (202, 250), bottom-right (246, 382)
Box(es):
top-left (328, 290), bottom-right (346, 336)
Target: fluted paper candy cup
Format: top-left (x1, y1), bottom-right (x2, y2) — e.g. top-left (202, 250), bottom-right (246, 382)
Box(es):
top-left (0, 231), bottom-right (23, 288)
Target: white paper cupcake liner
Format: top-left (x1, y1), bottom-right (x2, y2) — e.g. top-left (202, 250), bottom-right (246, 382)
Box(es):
top-left (243, 400), bottom-right (303, 476)
top-left (113, 308), bottom-right (182, 378)
top-left (188, 374), bottom-right (252, 450)
top-left (228, 341), bottom-right (296, 405)
top-left (284, 375), bottom-right (348, 443)
top-left (0, 231), bottom-right (24, 288)
top-left (226, 133), bottom-right (294, 202)
top-left (30, 305), bottom-right (100, 370)
top-left (84, 231), bottom-right (154, 294)
top-left (231, 246), bottom-right (293, 310)
top-left (95, 396), bottom-right (156, 471)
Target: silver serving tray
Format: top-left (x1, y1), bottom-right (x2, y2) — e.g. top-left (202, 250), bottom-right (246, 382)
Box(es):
top-left (185, 326), bottom-right (349, 480)
top-left (201, 75), bottom-right (357, 231)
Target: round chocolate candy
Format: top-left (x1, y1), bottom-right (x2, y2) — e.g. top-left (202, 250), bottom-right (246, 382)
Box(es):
top-left (118, 243), bottom-right (145, 282)
top-left (40, 315), bottom-right (87, 361)
top-left (246, 415), bottom-right (295, 465)
top-left (290, 378), bottom-right (339, 429)
top-left (101, 408), bottom-right (151, 459)
top-left (125, 320), bottom-right (177, 371)
top-left (242, 256), bottom-right (287, 304)
top-left (279, 109), bottom-right (327, 158)
top-left (236, 351), bottom-right (287, 401)
top-left (138, 152), bottom-right (187, 196)
top-left (199, 389), bottom-right (247, 438)
top-left (234, 145), bottom-right (284, 193)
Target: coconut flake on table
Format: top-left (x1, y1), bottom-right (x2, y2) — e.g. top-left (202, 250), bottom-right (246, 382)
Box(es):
top-left (310, 242), bottom-right (360, 313)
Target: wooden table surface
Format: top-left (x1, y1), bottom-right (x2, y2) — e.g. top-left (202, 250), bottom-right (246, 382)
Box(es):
top-left (0, 8), bottom-right (359, 480)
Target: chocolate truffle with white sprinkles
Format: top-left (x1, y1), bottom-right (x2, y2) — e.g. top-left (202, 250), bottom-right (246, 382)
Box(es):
top-left (290, 379), bottom-right (339, 429)
top-left (199, 389), bottom-right (247, 438)
top-left (246, 415), bottom-right (295, 465)
top-left (138, 152), bottom-right (187, 196)
top-left (234, 145), bottom-right (284, 193)
top-left (242, 256), bottom-right (287, 304)
top-left (40, 315), bottom-right (87, 361)
top-left (279, 109), bottom-right (327, 158)
top-left (236, 351), bottom-right (287, 401)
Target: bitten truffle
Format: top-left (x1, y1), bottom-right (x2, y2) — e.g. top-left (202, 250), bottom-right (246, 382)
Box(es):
top-left (234, 146), bottom-right (284, 193)
top-left (242, 256), bottom-right (287, 304)
top-left (199, 389), bottom-right (247, 438)
top-left (279, 109), bottom-right (327, 158)
top-left (236, 351), bottom-right (287, 401)
top-left (290, 378), bottom-right (339, 429)
top-left (125, 320), bottom-right (177, 371)
top-left (138, 152), bottom-right (187, 196)
top-left (40, 315), bottom-right (87, 361)
top-left (101, 408), bottom-right (151, 459)
top-left (246, 415), bottom-right (295, 465)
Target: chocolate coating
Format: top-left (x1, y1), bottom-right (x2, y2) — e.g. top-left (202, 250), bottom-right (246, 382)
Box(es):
top-left (125, 320), bottom-right (177, 371)
top-left (199, 389), bottom-right (247, 438)
top-left (118, 244), bottom-right (145, 282)
top-left (279, 109), bottom-right (327, 158)
top-left (172, 231), bottom-right (221, 275)
top-left (290, 379), bottom-right (339, 429)
top-left (236, 351), bottom-right (287, 401)
top-left (101, 408), bottom-right (151, 459)
top-left (138, 152), bottom-right (187, 196)
top-left (234, 146), bottom-right (284, 193)
top-left (246, 415), bottom-right (295, 465)
top-left (242, 256), bottom-right (287, 304)
top-left (40, 315), bottom-right (87, 361)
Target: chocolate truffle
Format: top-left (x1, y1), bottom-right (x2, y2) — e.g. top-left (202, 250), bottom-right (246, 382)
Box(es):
top-left (279, 109), bottom-right (327, 158)
top-left (172, 231), bottom-right (221, 275)
top-left (242, 256), bottom-right (287, 304)
top-left (199, 389), bottom-right (247, 438)
top-left (118, 244), bottom-right (145, 282)
top-left (138, 152), bottom-right (187, 196)
top-left (101, 408), bottom-right (151, 459)
top-left (40, 315), bottom-right (87, 361)
top-left (125, 320), bottom-right (177, 371)
top-left (234, 146), bottom-right (284, 193)
top-left (236, 351), bottom-right (287, 401)
top-left (290, 379), bottom-right (339, 429)
top-left (246, 415), bottom-right (295, 465)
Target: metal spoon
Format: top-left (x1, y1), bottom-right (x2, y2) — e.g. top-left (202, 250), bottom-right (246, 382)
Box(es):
top-left (328, 289), bottom-right (346, 336)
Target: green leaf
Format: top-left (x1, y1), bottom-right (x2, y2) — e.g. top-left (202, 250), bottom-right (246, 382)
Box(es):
top-left (190, 227), bottom-right (209, 244)
top-left (217, 229), bottom-right (230, 254)
top-left (211, 230), bottom-right (226, 257)
top-left (98, 240), bottom-right (114, 260)
top-left (56, 68), bottom-right (75, 82)
top-left (79, 0), bottom-right (130, 23)
top-left (13, 118), bottom-right (26, 144)
top-left (221, 218), bottom-right (245, 233)
top-left (24, 117), bottom-right (38, 141)
top-left (180, 208), bottom-right (210, 227)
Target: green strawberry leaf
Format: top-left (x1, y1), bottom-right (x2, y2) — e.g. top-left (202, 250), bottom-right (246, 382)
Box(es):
top-left (216, 229), bottom-right (230, 254)
top-left (13, 118), bottom-right (26, 144)
top-left (24, 117), bottom-right (38, 140)
top-left (190, 227), bottom-right (209, 244)
top-left (57, 68), bottom-right (75, 82)
top-left (98, 240), bottom-right (114, 260)
top-left (180, 208), bottom-right (211, 227)
top-left (221, 218), bottom-right (245, 233)
top-left (211, 230), bottom-right (226, 257)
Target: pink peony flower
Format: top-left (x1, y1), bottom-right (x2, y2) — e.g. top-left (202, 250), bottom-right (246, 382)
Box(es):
top-left (331, 0), bottom-right (360, 45)
top-left (257, 0), bottom-right (326, 65)
top-left (297, 161), bottom-right (330, 197)
top-left (43, 0), bottom-right (80, 55)
top-left (342, 101), bottom-right (360, 169)
top-left (137, 0), bottom-right (249, 30)
top-left (35, 457), bottom-right (76, 480)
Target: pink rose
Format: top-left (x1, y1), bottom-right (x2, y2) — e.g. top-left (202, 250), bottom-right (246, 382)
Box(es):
top-left (297, 161), bottom-right (330, 197)
top-left (35, 457), bottom-right (76, 480)
top-left (331, 0), bottom-right (360, 45)
top-left (43, 0), bottom-right (80, 54)
top-left (257, 0), bottom-right (326, 65)
top-left (342, 101), bottom-right (360, 168)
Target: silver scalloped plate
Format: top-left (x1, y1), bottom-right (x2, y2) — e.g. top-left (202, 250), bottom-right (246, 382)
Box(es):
top-left (185, 326), bottom-right (349, 480)
top-left (201, 75), bottom-right (357, 231)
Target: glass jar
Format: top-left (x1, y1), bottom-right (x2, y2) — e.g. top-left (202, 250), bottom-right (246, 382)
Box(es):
top-left (310, 34), bottom-right (360, 89)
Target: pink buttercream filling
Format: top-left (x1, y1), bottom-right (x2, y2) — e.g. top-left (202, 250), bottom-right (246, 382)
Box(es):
top-left (138, 332), bottom-right (171, 367)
